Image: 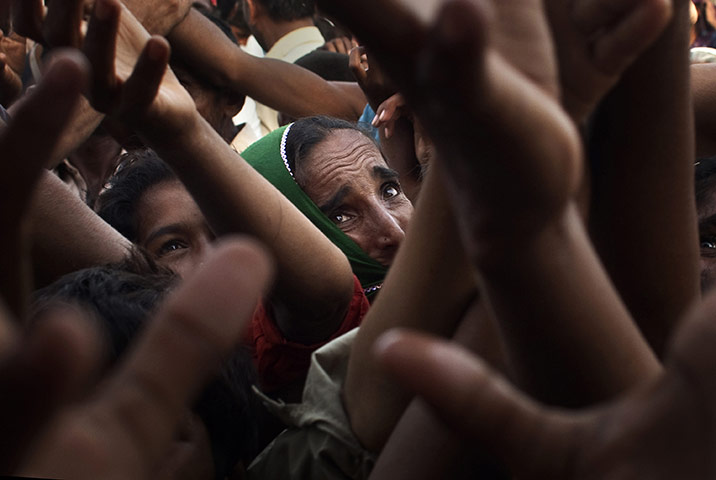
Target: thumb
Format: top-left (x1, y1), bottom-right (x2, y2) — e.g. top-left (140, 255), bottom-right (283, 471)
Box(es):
top-left (375, 329), bottom-right (583, 479)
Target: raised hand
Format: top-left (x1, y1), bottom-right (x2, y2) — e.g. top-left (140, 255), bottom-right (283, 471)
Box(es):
top-left (0, 29), bottom-right (26, 105)
top-left (319, 0), bottom-right (581, 238)
top-left (81, 0), bottom-right (196, 139)
top-left (0, 55), bottom-right (97, 472)
top-left (375, 286), bottom-right (716, 480)
top-left (349, 45), bottom-right (397, 111)
top-left (21, 238), bottom-right (272, 479)
top-left (547, 0), bottom-right (673, 122)
top-left (0, 52), bottom-right (87, 318)
top-left (319, 0), bottom-right (660, 407)
top-left (321, 36), bottom-right (356, 54)
top-left (371, 93), bottom-right (406, 139)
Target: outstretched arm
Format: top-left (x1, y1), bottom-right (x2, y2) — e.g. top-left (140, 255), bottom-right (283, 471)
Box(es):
top-left (29, 172), bottom-right (130, 288)
top-left (344, 165), bottom-right (478, 452)
top-left (692, 62), bottom-right (716, 157)
top-left (167, 9), bottom-right (366, 123)
top-left (588, 0), bottom-right (699, 357)
top-left (0, 52), bottom-right (90, 319)
top-left (374, 286), bottom-right (716, 480)
top-left (76, 0), bottom-right (355, 343)
top-left (319, 0), bottom-right (661, 407)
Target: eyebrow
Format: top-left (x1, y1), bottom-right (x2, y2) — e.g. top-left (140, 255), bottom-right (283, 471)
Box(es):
top-left (144, 223), bottom-right (189, 246)
top-left (319, 185), bottom-right (352, 215)
top-left (372, 165), bottom-right (400, 180)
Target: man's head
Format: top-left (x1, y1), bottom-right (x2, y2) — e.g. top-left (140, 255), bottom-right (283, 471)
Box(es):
top-left (240, 0), bottom-right (316, 51)
top-left (171, 12), bottom-right (245, 143)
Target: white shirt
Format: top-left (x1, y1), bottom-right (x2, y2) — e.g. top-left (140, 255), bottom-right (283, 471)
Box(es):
top-left (256, 26), bottom-right (326, 136)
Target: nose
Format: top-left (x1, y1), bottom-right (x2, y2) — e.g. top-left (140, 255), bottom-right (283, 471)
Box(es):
top-left (372, 209), bottom-right (405, 263)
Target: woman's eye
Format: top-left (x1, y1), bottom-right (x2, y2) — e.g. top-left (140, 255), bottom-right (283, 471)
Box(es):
top-left (158, 239), bottom-right (188, 256)
top-left (332, 212), bottom-right (352, 224)
top-left (382, 182), bottom-right (400, 199)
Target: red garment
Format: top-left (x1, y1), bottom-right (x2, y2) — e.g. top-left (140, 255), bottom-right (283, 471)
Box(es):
top-left (251, 276), bottom-right (369, 393)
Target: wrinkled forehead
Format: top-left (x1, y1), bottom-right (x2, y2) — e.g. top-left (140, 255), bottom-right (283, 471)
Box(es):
top-left (298, 129), bottom-right (387, 180)
top-left (298, 129), bottom-right (398, 205)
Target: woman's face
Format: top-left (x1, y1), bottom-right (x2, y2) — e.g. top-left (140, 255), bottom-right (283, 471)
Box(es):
top-left (297, 129), bottom-right (414, 266)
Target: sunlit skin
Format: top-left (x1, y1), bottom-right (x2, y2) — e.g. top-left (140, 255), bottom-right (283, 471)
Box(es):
top-left (296, 129), bottom-right (414, 266)
top-left (135, 180), bottom-right (215, 277)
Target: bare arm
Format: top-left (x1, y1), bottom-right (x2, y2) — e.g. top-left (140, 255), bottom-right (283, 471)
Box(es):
top-left (692, 63), bottom-right (716, 157)
top-left (319, 0), bottom-right (661, 408)
top-left (29, 172), bottom-right (130, 287)
top-left (344, 166), bottom-right (477, 451)
top-left (168, 9), bottom-right (366, 122)
top-left (88, 1), bottom-right (355, 343)
top-left (588, 0), bottom-right (699, 357)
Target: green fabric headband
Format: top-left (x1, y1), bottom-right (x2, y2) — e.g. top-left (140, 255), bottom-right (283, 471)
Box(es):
top-left (241, 125), bottom-right (387, 296)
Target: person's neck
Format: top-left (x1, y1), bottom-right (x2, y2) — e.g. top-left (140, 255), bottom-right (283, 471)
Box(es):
top-left (258, 18), bottom-right (316, 52)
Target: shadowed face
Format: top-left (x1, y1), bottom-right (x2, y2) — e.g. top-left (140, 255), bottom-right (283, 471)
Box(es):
top-left (296, 129), bottom-right (413, 266)
top-left (135, 180), bottom-right (214, 277)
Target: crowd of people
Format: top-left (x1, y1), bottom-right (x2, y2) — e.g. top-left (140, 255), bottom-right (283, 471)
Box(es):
top-left (1, 0), bottom-right (716, 478)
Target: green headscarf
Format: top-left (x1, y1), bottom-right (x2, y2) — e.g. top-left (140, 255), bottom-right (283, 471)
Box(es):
top-left (241, 125), bottom-right (387, 297)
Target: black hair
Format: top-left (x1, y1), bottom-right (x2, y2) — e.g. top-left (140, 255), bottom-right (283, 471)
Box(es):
top-left (31, 253), bottom-right (261, 478)
top-left (96, 149), bottom-right (177, 242)
top-left (284, 115), bottom-right (378, 186)
top-left (217, 0), bottom-right (238, 19)
top-left (253, 0), bottom-right (315, 22)
top-left (696, 156), bottom-right (716, 208)
top-left (216, 0), bottom-right (252, 36)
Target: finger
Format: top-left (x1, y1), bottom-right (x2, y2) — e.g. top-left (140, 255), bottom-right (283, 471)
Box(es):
top-left (324, 40), bottom-right (337, 53)
top-left (316, 0), bottom-right (426, 81)
top-left (119, 36), bottom-right (170, 118)
top-left (375, 330), bottom-right (582, 478)
top-left (0, 50), bottom-right (87, 318)
top-left (349, 45), bottom-right (367, 84)
top-left (42, 0), bottom-right (85, 48)
top-left (334, 39), bottom-right (346, 54)
top-left (589, 0), bottom-right (672, 74)
top-left (416, 0), bottom-right (491, 118)
top-left (83, 0), bottom-right (121, 112)
top-left (333, 37), bottom-right (348, 54)
top-left (0, 306), bottom-right (100, 472)
top-left (572, 0), bottom-right (651, 36)
top-left (12, 0), bottom-right (43, 43)
top-left (0, 51), bottom-right (87, 222)
top-left (371, 104), bottom-right (382, 126)
top-left (668, 289), bottom-right (716, 403)
top-left (94, 238), bottom-right (272, 465)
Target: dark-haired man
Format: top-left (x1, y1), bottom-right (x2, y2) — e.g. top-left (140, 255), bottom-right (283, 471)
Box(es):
top-left (240, 0), bottom-right (352, 134)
